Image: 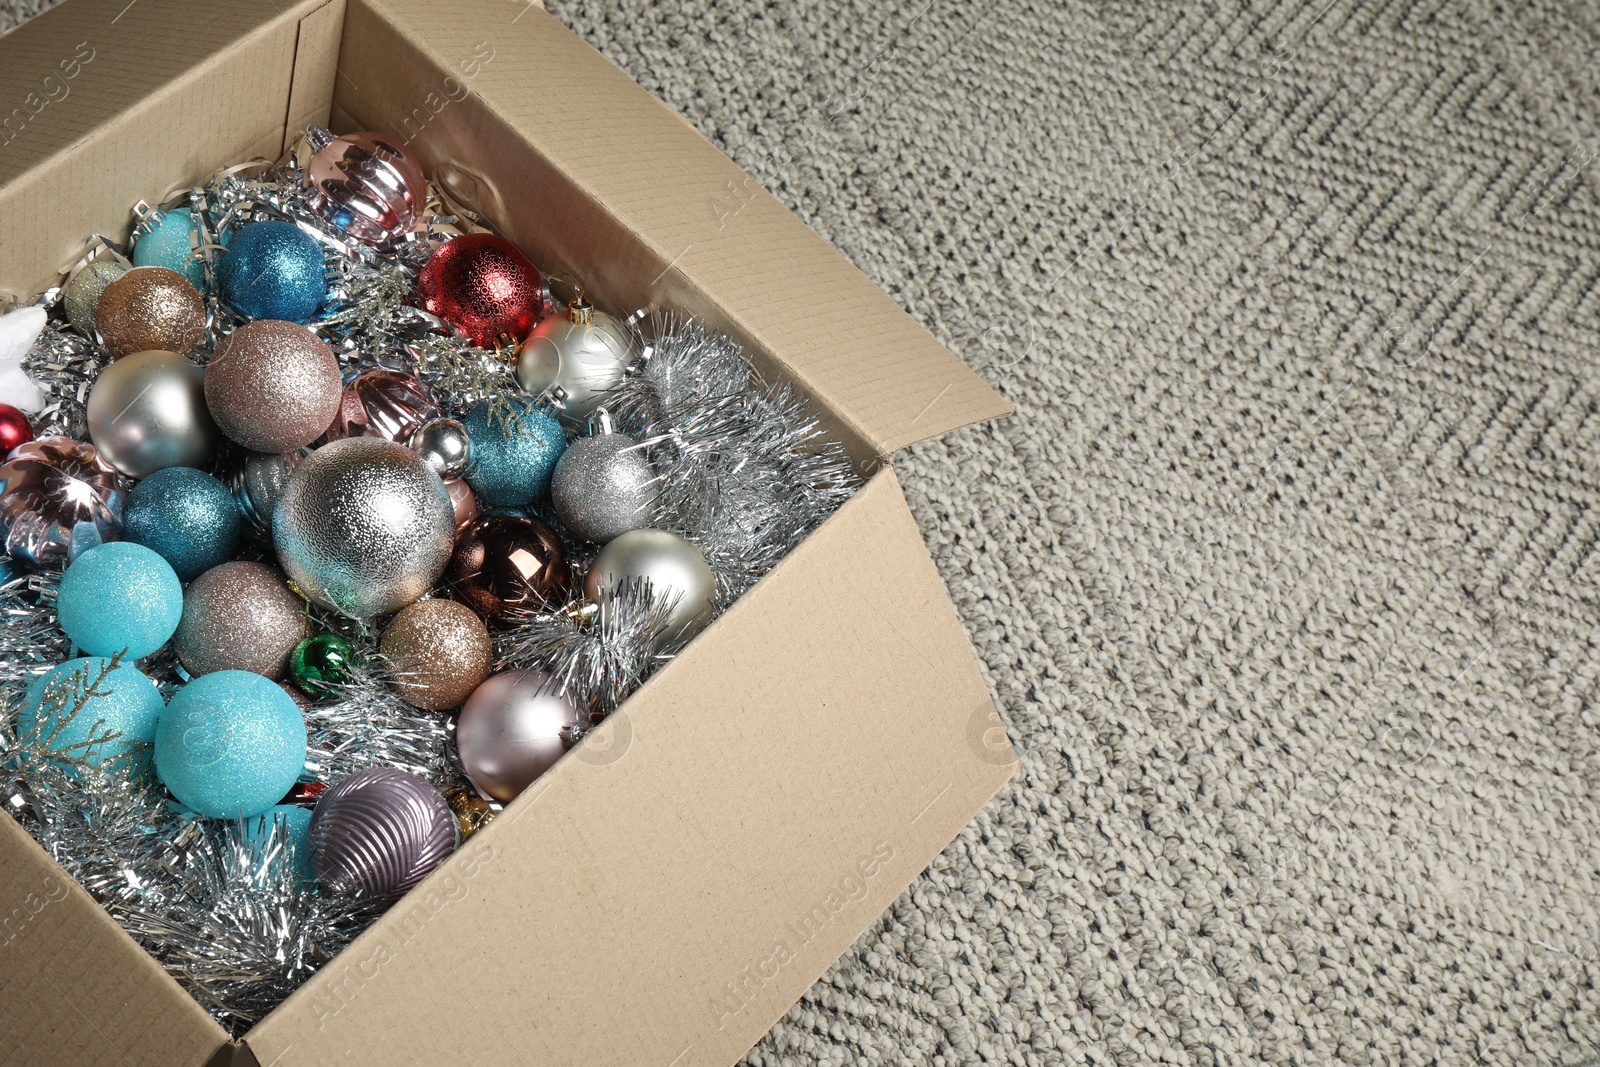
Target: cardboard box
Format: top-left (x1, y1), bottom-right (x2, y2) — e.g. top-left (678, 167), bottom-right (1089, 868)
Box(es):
top-left (0, 1), bottom-right (1017, 1064)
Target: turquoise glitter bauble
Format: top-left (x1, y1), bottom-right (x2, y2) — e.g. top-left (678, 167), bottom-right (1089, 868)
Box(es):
top-left (154, 670), bottom-right (308, 819)
top-left (123, 467), bottom-right (241, 582)
top-left (461, 397), bottom-right (566, 507)
top-left (19, 656), bottom-right (164, 772)
top-left (132, 207), bottom-right (205, 289)
top-left (241, 803), bottom-right (314, 884)
top-left (57, 541), bottom-right (183, 659)
top-left (218, 220), bottom-right (326, 323)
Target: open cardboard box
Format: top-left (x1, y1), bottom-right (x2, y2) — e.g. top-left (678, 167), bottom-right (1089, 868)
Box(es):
top-left (0, 0), bottom-right (1017, 1063)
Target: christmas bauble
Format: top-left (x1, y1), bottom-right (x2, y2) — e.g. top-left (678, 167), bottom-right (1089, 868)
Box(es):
top-left (445, 515), bottom-right (568, 626)
top-left (550, 432), bottom-right (657, 544)
top-left (379, 598), bottom-right (492, 711)
top-left (310, 767), bottom-right (456, 900)
top-left (63, 260), bottom-right (125, 336)
top-left (461, 396), bottom-right (566, 507)
top-left (444, 477), bottom-right (478, 532)
top-left (58, 541), bottom-right (183, 659)
top-left (86, 350), bottom-right (219, 478)
top-left (584, 529), bottom-right (715, 642)
top-left (224, 448), bottom-right (307, 545)
top-left (0, 437), bottom-right (123, 569)
top-left (456, 670), bottom-right (583, 802)
top-left (95, 266), bottom-right (206, 358)
top-left (19, 657), bottom-right (164, 772)
top-left (515, 298), bottom-right (634, 423)
top-left (443, 783), bottom-right (497, 839)
top-left (288, 633), bottom-right (357, 697)
top-left (206, 321), bottom-right (342, 452)
top-left (303, 130), bottom-right (427, 244)
top-left (132, 207), bottom-right (206, 288)
top-left (322, 368), bottom-right (439, 444)
top-left (154, 670), bottom-right (308, 819)
top-left (410, 417), bottom-right (470, 479)
top-left (123, 467), bottom-right (240, 582)
top-left (218, 220), bottom-right (327, 323)
top-left (273, 437), bottom-right (455, 617)
top-left (175, 562), bottom-right (308, 679)
top-left (414, 233), bottom-right (543, 349)
top-left (0, 403), bottom-right (33, 457)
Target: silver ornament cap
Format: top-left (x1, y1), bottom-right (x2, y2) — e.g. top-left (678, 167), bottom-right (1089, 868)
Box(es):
top-left (550, 431), bottom-right (658, 544)
top-left (583, 528), bottom-right (715, 642)
top-left (273, 437), bottom-right (456, 617)
top-left (515, 298), bottom-right (634, 425)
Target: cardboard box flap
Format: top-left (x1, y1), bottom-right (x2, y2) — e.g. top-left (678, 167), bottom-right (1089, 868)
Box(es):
top-left (332, 0), bottom-right (1012, 458)
top-left (243, 466), bottom-right (1016, 1066)
top-left (0, 813), bottom-right (229, 1067)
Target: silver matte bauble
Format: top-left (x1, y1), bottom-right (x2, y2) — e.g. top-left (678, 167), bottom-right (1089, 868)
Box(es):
top-left (583, 528), bottom-right (715, 642)
top-left (225, 448), bottom-right (307, 545)
top-left (409, 417), bottom-right (471, 479)
top-left (455, 670), bottom-right (584, 802)
top-left (86, 349), bottom-right (219, 477)
top-left (273, 437), bottom-right (456, 617)
top-left (514, 298), bottom-right (633, 425)
top-left (550, 432), bottom-right (658, 544)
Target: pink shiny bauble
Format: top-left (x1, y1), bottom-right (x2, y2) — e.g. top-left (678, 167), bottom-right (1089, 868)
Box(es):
top-left (444, 477), bottom-right (477, 532)
top-left (303, 131), bottom-right (427, 244)
top-left (0, 437), bottom-right (123, 569)
top-left (322, 368), bottom-right (440, 444)
top-left (413, 233), bottom-right (543, 349)
top-left (0, 404), bottom-right (32, 457)
top-left (455, 670), bottom-right (584, 802)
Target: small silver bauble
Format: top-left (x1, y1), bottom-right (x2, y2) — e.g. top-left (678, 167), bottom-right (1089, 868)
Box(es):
top-left (273, 437), bottom-right (456, 617)
top-left (86, 349), bottom-right (219, 477)
top-left (455, 670), bottom-right (584, 802)
top-left (225, 448), bottom-right (307, 545)
top-left (550, 431), bottom-right (658, 544)
top-left (583, 528), bottom-right (716, 642)
top-left (515, 298), bottom-right (634, 425)
top-left (409, 417), bottom-right (471, 479)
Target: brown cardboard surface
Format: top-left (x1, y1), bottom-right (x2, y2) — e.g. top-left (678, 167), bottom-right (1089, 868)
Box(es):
top-left (331, 0), bottom-right (1012, 458)
top-left (244, 466), bottom-right (1016, 1066)
top-left (0, 0), bottom-right (332, 299)
top-left (0, 814), bottom-right (228, 1067)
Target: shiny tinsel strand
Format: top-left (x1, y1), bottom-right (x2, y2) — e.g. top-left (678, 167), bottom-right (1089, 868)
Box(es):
top-left (0, 570), bottom-right (67, 708)
top-left (301, 657), bottom-right (453, 785)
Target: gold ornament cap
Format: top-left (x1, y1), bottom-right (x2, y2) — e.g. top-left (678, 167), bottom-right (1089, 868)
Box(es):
top-left (567, 296), bottom-right (594, 325)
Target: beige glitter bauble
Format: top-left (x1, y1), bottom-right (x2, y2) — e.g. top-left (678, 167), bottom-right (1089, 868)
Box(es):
top-left (175, 561), bottom-right (310, 679)
top-left (206, 320), bottom-right (342, 453)
top-left (95, 266), bottom-right (205, 357)
top-left (379, 598), bottom-right (493, 711)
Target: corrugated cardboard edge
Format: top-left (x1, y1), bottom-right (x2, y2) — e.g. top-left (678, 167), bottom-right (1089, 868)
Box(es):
top-left (244, 467), bottom-right (1016, 1066)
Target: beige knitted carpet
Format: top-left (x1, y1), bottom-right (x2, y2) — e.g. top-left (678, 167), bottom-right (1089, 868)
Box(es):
top-left (7, 0), bottom-right (1600, 1064)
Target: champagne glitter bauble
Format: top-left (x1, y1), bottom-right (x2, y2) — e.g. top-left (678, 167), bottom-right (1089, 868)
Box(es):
top-left (95, 266), bottom-right (206, 357)
top-left (87, 350), bottom-right (219, 477)
top-left (206, 320), bottom-right (342, 453)
top-left (224, 448), bottom-right (307, 545)
top-left (174, 561), bottom-right (309, 680)
top-left (218, 220), bottom-right (327, 323)
top-left (310, 767), bottom-right (457, 900)
top-left (550, 432), bottom-right (658, 544)
top-left (288, 633), bottom-right (358, 697)
top-left (62, 259), bottom-right (125, 336)
top-left (413, 233), bottom-right (543, 349)
top-left (379, 598), bottom-right (493, 711)
top-left (0, 403), bottom-right (33, 457)
top-left (515, 298), bottom-right (634, 424)
top-left (456, 670), bottom-right (583, 802)
top-left (584, 529), bottom-right (715, 643)
top-left (273, 437), bottom-right (456, 617)
top-left (322, 368), bottom-right (439, 444)
top-left (303, 129), bottom-right (427, 243)
top-left (445, 515), bottom-right (568, 626)
top-left (0, 436), bottom-right (123, 569)
top-left (409, 417), bottom-right (471, 479)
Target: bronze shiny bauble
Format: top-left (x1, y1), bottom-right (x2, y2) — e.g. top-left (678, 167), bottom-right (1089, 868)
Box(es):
top-left (96, 266), bottom-right (206, 357)
top-left (445, 515), bottom-right (568, 626)
top-left (443, 784), bottom-right (497, 839)
top-left (379, 598), bottom-right (493, 711)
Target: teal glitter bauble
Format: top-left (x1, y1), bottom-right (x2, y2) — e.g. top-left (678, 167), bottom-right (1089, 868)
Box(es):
top-left (154, 670), bottom-right (307, 819)
top-left (123, 466), bottom-right (241, 581)
top-left (218, 220), bottom-right (327, 323)
top-left (461, 397), bottom-right (566, 507)
top-left (19, 656), bottom-right (165, 772)
top-left (57, 541), bottom-right (183, 659)
top-left (132, 207), bottom-right (205, 289)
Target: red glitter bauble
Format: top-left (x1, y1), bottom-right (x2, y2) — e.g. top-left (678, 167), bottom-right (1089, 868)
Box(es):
top-left (413, 233), bottom-right (543, 349)
top-left (0, 404), bottom-right (32, 458)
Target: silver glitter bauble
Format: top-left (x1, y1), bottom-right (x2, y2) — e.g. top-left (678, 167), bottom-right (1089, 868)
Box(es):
top-left (409, 417), bottom-right (471, 479)
top-left (515, 298), bottom-right (634, 425)
top-left (224, 448), bottom-right (308, 545)
top-left (583, 528), bottom-right (715, 642)
top-left (309, 767), bottom-right (457, 900)
top-left (174, 561), bottom-right (310, 679)
top-left (550, 432), bottom-right (658, 544)
top-left (273, 437), bottom-right (456, 617)
top-left (455, 670), bottom-right (584, 802)
top-left (62, 260), bottom-right (125, 336)
top-left (86, 350), bottom-right (219, 477)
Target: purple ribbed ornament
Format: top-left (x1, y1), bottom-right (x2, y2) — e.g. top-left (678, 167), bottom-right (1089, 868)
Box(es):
top-left (309, 767), bottom-right (458, 900)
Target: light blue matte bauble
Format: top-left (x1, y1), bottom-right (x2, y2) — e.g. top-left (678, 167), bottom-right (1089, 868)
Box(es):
top-left (218, 220), bottom-right (326, 323)
top-left (132, 208), bottom-right (205, 289)
top-left (241, 803), bottom-right (314, 884)
top-left (461, 397), bottom-right (567, 507)
top-left (154, 670), bottom-right (307, 819)
top-left (57, 542), bottom-right (183, 659)
top-left (123, 467), bottom-right (241, 582)
top-left (19, 657), bottom-right (165, 772)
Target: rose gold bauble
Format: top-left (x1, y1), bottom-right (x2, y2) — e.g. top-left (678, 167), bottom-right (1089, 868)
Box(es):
top-left (444, 477), bottom-right (477, 532)
top-left (174, 561), bottom-right (310, 679)
top-left (455, 670), bottom-right (583, 802)
top-left (379, 598), bottom-right (493, 711)
top-left (303, 130), bottom-right (427, 244)
top-left (445, 515), bottom-right (568, 627)
top-left (96, 266), bottom-right (205, 357)
top-left (206, 320), bottom-right (342, 453)
top-left (322, 368), bottom-right (440, 444)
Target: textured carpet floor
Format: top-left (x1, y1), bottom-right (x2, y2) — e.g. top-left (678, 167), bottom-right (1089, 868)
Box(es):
top-left (8, 1), bottom-right (1600, 1064)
